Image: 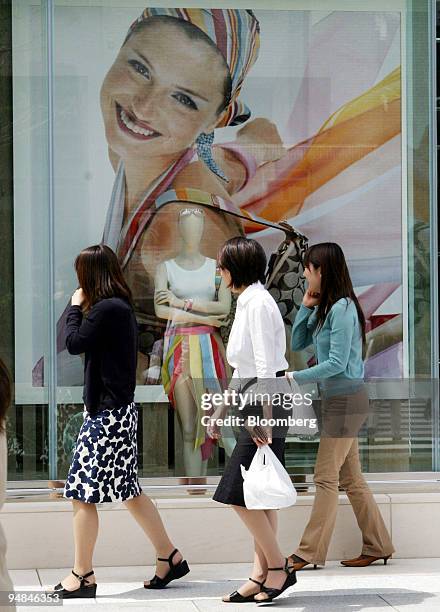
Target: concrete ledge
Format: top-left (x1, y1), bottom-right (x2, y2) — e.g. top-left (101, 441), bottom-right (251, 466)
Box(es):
top-left (1, 492), bottom-right (439, 569)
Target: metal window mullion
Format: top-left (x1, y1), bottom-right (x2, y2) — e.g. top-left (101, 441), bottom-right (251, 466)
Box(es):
top-left (45, 0), bottom-right (57, 480)
top-left (429, 0), bottom-right (439, 471)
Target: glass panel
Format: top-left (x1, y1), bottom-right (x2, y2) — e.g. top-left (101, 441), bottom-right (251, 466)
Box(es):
top-left (407, 0), bottom-right (433, 379)
top-left (4, 0), bottom-right (50, 481)
top-left (5, 0), bottom-right (437, 486)
top-left (6, 405), bottom-right (49, 481)
top-left (404, 0), bottom-right (436, 472)
top-left (0, 0), bottom-right (15, 477)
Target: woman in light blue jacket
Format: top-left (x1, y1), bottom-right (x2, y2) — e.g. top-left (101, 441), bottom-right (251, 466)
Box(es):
top-left (287, 243), bottom-right (394, 570)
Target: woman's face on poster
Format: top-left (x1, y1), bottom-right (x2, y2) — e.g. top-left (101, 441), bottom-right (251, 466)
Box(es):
top-left (100, 20), bottom-right (228, 164)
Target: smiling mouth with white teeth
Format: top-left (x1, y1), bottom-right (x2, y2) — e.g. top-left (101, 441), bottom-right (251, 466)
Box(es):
top-left (116, 103), bottom-right (161, 140)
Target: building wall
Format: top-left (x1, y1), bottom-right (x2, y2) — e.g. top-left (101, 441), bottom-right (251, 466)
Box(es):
top-left (1, 0), bottom-right (438, 486)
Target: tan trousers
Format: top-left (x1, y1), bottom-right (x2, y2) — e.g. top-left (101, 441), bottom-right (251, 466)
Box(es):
top-left (296, 436), bottom-right (395, 565)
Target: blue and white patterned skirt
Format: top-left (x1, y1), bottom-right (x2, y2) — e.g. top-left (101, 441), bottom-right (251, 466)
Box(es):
top-left (64, 403), bottom-right (142, 504)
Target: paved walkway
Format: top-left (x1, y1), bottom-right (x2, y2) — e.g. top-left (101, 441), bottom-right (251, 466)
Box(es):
top-left (9, 558), bottom-right (440, 611)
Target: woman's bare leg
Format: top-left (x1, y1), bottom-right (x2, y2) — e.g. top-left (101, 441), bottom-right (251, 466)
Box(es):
top-left (124, 493), bottom-right (183, 585)
top-left (265, 509), bottom-right (278, 534)
top-left (59, 500), bottom-right (98, 590)
top-left (249, 510), bottom-right (277, 588)
top-left (223, 509), bottom-right (278, 601)
top-left (232, 507), bottom-right (290, 599)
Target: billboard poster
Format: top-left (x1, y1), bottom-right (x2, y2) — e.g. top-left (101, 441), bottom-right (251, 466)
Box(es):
top-left (13, 3), bottom-right (403, 401)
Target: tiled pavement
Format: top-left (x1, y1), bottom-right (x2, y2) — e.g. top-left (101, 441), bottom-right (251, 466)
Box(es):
top-left (8, 558), bottom-right (440, 611)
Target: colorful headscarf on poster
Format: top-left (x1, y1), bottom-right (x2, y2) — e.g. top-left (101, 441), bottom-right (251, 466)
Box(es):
top-left (124, 7), bottom-right (260, 127)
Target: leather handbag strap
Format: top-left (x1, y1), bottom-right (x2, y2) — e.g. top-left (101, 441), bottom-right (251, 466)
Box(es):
top-left (154, 187), bottom-right (306, 240)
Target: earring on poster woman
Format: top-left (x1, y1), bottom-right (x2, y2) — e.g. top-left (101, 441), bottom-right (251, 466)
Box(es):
top-left (196, 132), bottom-right (229, 182)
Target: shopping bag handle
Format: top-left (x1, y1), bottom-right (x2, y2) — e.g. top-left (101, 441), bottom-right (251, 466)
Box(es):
top-left (257, 446), bottom-right (268, 466)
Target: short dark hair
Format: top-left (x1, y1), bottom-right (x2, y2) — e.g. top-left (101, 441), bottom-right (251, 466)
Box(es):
top-left (0, 358), bottom-right (12, 433)
top-left (218, 237), bottom-right (266, 288)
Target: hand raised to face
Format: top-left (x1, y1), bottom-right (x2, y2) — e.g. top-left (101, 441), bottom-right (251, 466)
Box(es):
top-left (71, 288), bottom-right (85, 307)
top-left (302, 289), bottom-right (320, 308)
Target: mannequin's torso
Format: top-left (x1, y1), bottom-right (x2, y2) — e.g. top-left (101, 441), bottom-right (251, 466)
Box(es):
top-left (165, 257), bottom-right (217, 301)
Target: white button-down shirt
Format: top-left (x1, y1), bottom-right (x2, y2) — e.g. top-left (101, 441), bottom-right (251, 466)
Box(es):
top-left (226, 282), bottom-right (288, 394)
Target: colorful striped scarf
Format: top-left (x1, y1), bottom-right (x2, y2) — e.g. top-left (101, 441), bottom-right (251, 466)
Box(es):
top-left (125, 7), bottom-right (260, 127)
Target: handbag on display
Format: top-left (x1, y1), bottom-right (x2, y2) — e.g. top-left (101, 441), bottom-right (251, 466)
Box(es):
top-left (212, 211), bottom-right (308, 343)
top-left (264, 221), bottom-right (309, 327)
top-left (241, 446), bottom-right (297, 510)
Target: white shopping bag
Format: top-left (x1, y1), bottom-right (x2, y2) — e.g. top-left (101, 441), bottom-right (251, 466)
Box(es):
top-left (241, 446), bottom-right (297, 510)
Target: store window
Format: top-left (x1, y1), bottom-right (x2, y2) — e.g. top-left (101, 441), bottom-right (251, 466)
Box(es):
top-left (1, 0), bottom-right (437, 486)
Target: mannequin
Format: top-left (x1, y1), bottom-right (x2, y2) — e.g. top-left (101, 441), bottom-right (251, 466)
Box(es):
top-left (155, 207), bottom-right (235, 478)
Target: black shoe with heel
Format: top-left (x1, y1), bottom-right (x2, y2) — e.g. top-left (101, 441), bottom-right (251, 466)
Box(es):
top-left (53, 570), bottom-right (97, 599)
top-left (255, 558), bottom-right (297, 603)
top-left (224, 577), bottom-right (265, 603)
top-left (144, 548), bottom-right (190, 589)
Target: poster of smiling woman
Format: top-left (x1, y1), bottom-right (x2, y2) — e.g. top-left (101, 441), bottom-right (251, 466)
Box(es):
top-left (11, 1), bottom-right (404, 404)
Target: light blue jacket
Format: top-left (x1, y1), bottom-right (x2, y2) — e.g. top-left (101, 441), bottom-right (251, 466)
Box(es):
top-left (291, 298), bottom-right (364, 396)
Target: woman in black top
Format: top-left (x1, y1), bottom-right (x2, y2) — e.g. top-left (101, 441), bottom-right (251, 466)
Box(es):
top-left (54, 245), bottom-right (189, 599)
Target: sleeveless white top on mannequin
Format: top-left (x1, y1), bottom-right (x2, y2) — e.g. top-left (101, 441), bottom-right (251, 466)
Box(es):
top-left (165, 257), bottom-right (216, 301)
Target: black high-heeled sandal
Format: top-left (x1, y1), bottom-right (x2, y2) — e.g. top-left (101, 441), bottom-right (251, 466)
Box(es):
top-left (53, 570), bottom-right (97, 599)
top-left (223, 577), bottom-right (265, 603)
top-left (144, 548), bottom-right (190, 589)
top-left (254, 558), bottom-right (297, 603)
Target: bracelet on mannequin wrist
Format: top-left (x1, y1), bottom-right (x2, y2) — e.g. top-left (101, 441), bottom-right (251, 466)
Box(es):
top-left (183, 298), bottom-right (194, 311)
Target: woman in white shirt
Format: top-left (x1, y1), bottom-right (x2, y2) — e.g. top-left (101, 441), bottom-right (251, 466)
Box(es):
top-left (0, 359), bottom-right (15, 612)
top-left (209, 237), bottom-right (296, 604)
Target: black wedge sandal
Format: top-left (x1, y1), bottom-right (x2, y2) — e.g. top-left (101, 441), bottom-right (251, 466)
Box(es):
top-left (254, 558), bottom-right (297, 603)
top-left (223, 577), bottom-right (265, 603)
top-left (53, 570), bottom-right (97, 599)
top-left (144, 548), bottom-right (190, 589)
